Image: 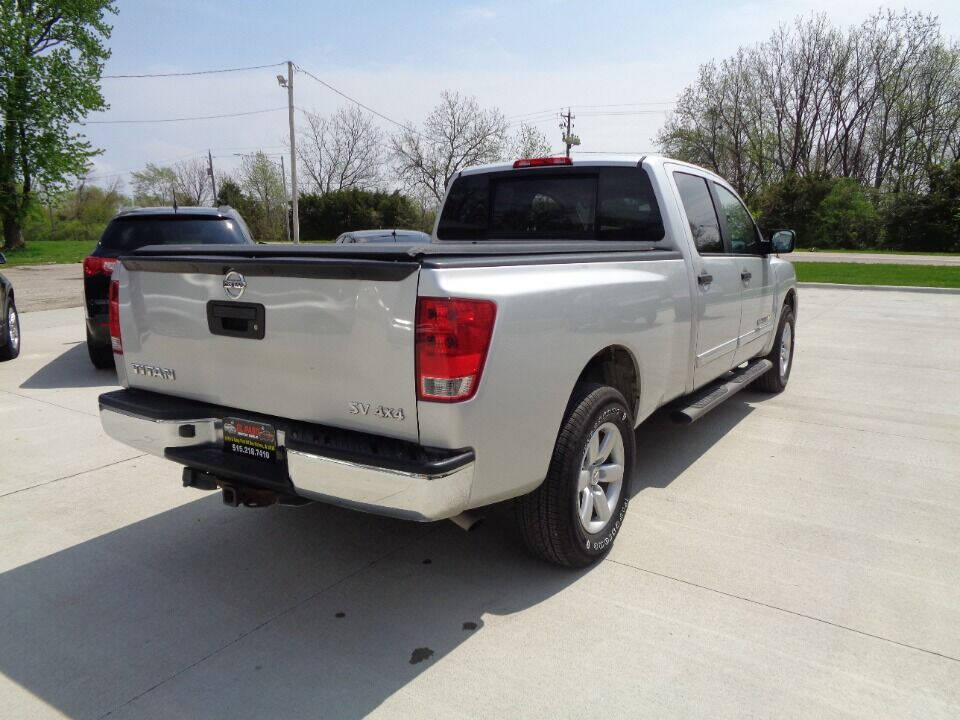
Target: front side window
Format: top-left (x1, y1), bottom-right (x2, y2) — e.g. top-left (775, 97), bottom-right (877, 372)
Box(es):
top-left (713, 184), bottom-right (762, 254)
top-left (673, 172), bottom-right (722, 254)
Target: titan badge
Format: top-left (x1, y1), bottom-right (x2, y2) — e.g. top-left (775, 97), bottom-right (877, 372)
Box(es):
top-left (131, 363), bottom-right (176, 381)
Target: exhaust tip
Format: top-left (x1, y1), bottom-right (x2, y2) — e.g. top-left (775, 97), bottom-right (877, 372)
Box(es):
top-left (449, 512), bottom-right (483, 532)
top-left (221, 486), bottom-right (240, 507)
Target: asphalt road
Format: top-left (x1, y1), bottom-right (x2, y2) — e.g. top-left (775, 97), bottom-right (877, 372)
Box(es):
top-left (1, 262), bottom-right (84, 312)
top-left (0, 289), bottom-right (958, 719)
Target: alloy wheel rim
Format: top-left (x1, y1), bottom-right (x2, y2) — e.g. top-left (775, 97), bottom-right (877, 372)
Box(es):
top-left (577, 422), bottom-right (625, 534)
top-left (8, 307), bottom-right (17, 352)
top-left (780, 321), bottom-right (792, 379)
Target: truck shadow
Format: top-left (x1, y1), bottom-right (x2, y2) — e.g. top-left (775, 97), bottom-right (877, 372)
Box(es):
top-left (20, 342), bottom-right (116, 389)
top-left (0, 395), bottom-right (759, 718)
top-left (631, 396), bottom-right (759, 494)
top-left (0, 495), bottom-right (587, 719)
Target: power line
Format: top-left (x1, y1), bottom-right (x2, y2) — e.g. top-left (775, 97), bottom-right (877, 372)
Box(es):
top-left (505, 107), bottom-right (560, 120)
top-left (506, 102), bottom-right (676, 120)
top-left (80, 107), bottom-right (288, 125)
top-left (575, 102), bottom-right (676, 109)
top-left (84, 145), bottom-right (289, 180)
top-left (294, 64), bottom-right (422, 137)
top-left (102, 62), bottom-right (285, 79)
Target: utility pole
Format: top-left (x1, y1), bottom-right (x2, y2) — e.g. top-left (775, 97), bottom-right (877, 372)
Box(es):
top-left (207, 149), bottom-right (217, 205)
top-left (286, 61), bottom-right (300, 243)
top-left (279, 155), bottom-right (291, 243)
top-left (559, 107), bottom-right (579, 157)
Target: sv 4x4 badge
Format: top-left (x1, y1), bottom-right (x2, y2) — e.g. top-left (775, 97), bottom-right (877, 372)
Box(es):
top-left (348, 402), bottom-right (405, 421)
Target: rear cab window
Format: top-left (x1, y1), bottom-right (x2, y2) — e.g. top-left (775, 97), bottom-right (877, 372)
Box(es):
top-left (98, 215), bottom-right (251, 255)
top-left (437, 166), bottom-right (665, 242)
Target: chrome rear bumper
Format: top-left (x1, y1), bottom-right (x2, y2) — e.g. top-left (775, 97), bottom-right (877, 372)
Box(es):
top-left (99, 400), bottom-right (474, 522)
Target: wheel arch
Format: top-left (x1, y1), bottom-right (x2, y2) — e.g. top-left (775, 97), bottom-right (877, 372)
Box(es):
top-left (573, 345), bottom-right (640, 421)
top-left (783, 287), bottom-right (797, 316)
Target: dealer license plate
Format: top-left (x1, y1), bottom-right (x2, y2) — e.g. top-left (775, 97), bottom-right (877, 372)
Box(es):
top-left (223, 417), bottom-right (277, 462)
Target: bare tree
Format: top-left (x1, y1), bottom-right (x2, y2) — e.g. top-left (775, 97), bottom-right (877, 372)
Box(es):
top-left (657, 10), bottom-right (960, 196)
top-left (510, 122), bottom-right (553, 159)
top-left (130, 158), bottom-right (210, 206)
top-left (391, 91), bottom-right (508, 205)
top-left (298, 106), bottom-right (384, 193)
top-left (173, 157), bottom-right (210, 206)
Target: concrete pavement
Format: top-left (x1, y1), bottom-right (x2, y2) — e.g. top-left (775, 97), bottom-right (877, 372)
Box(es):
top-left (0, 291), bottom-right (958, 719)
top-left (791, 251), bottom-right (960, 266)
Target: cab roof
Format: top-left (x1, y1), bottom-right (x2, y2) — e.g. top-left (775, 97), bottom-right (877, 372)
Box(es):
top-left (455, 154), bottom-right (726, 185)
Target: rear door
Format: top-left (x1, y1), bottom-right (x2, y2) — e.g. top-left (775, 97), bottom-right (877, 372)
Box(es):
top-left (116, 256), bottom-right (421, 442)
top-left (710, 183), bottom-right (776, 364)
top-left (669, 169), bottom-right (744, 388)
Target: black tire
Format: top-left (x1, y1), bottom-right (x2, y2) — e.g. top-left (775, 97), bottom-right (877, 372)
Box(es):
top-left (0, 297), bottom-right (20, 361)
top-left (86, 327), bottom-right (114, 369)
top-left (517, 383), bottom-right (635, 567)
top-left (754, 306), bottom-right (795, 393)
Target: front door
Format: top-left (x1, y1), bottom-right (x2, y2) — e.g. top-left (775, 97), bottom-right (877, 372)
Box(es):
top-left (710, 183), bottom-right (776, 364)
top-left (669, 169), bottom-right (744, 388)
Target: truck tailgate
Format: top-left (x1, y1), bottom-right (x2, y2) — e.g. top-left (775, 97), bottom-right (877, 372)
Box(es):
top-left (116, 256), bottom-right (421, 442)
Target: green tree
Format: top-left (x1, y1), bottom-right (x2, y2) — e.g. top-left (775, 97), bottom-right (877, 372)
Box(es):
top-left (0, 1), bottom-right (116, 249)
top-left (883, 161), bottom-right (960, 252)
top-left (813, 179), bottom-right (881, 250)
top-left (240, 152), bottom-right (287, 242)
top-left (130, 162), bottom-right (177, 206)
top-left (298, 189), bottom-right (425, 241)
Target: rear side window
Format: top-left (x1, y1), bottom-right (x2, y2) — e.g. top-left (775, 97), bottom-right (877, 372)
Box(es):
top-left (598, 167), bottom-right (664, 240)
top-left (673, 172), bottom-right (723, 254)
top-left (99, 216), bottom-right (250, 253)
top-left (437, 167), bottom-right (664, 241)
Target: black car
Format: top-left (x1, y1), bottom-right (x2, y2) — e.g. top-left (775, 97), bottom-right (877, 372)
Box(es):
top-left (334, 229), bottom-right (431, 244)
top-left (84, 206), bottom-right (255, 368)
top-left (0, 252), bottom-right (20, 361)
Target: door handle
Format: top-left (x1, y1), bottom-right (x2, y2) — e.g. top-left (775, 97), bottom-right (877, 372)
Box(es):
top-left (740, 271), bottom-right (752, 282)
top-left (697, 273), bottom-right (713, 287)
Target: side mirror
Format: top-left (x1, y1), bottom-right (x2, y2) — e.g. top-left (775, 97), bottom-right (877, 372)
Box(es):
top-left (0, 252), bottom-right (6, 264)
top-left (771, 230), bottom-right (795, 254)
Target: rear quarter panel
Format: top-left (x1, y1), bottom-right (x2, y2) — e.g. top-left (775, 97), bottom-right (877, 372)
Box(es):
top-left (417, 257), bottom-right (691, 509)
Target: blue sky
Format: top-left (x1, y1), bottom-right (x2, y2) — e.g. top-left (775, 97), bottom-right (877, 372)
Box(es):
top-left (85, 0), bottom-right (960, 189)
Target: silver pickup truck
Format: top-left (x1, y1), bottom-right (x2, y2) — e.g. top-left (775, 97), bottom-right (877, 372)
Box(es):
top-left (99, 155), bottom-right (797, 567)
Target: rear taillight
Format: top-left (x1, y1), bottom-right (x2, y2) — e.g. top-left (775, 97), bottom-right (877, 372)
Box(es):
top-left (416, 297), bottom-right (496, 402)
top-left (513, 156), bottom-right (573, 168)
top-left (83, 256), bottom-right (117, 276)
top-left (108, 280), bottom-right (122, 355)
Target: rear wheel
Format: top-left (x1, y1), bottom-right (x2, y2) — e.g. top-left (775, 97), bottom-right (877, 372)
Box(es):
top-left (517, 383), bottom-right (635, 567)
top-left (86, 327), bottom-right (114, 369)
top-left (0, 298), bottom-right (20, 361)
top-left (754, 306), bottom-right (794, 393)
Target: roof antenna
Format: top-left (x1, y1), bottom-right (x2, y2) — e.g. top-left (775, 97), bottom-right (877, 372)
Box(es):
top-left (171, 185), bottom-right (178, 212)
